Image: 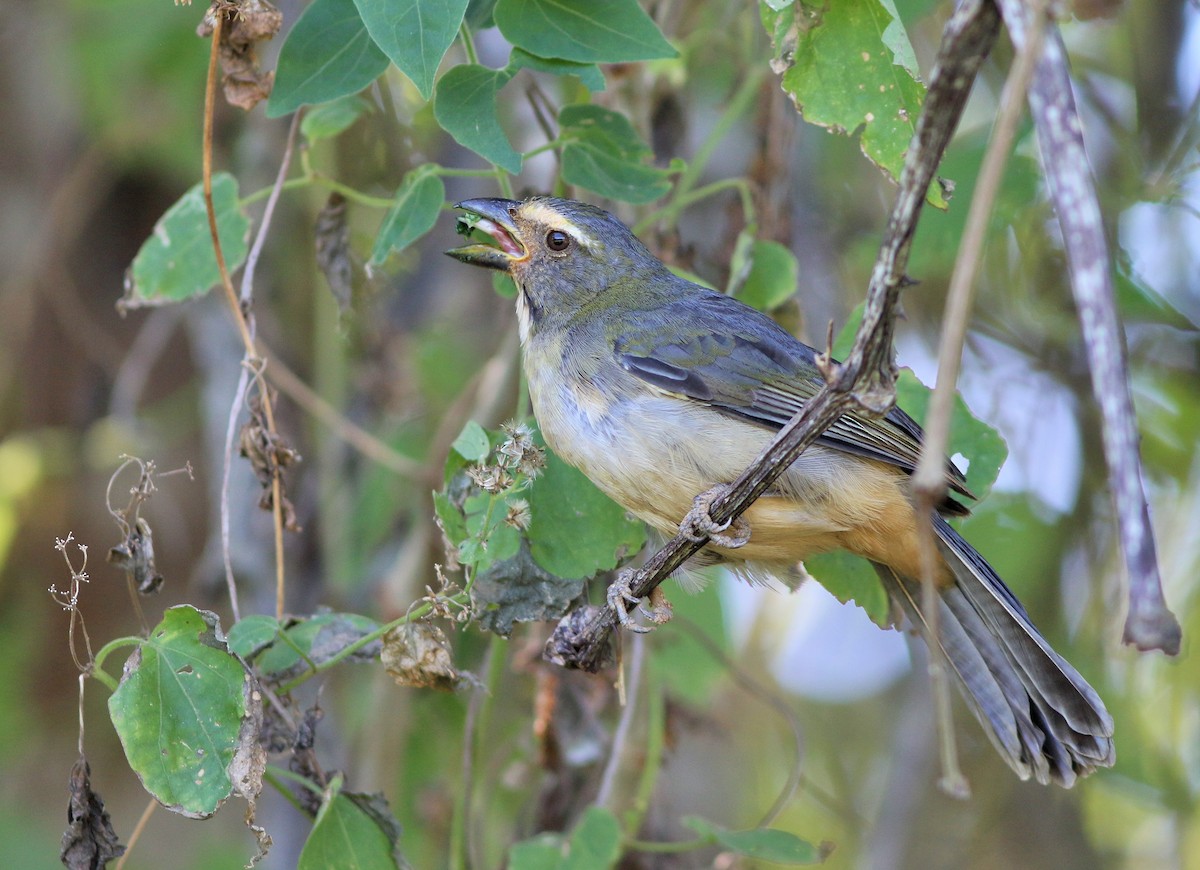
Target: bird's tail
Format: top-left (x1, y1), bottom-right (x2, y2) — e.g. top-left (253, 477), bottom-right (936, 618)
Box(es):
top-left (873, 514), bottom-right (1115, 787)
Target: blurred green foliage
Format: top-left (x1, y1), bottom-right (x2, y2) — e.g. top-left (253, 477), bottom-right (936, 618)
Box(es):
top-left (3, 0), bottom-right (1198, 868)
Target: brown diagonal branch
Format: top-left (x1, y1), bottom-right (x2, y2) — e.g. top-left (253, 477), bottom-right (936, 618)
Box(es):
top-left (544, 0), bottom-right (1003, 673)
top-left (994, 0), bottom-right (1181, 655)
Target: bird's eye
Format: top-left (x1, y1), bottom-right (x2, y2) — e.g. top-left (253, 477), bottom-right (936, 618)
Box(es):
top-left (545, 230), bottom-right (571, 252)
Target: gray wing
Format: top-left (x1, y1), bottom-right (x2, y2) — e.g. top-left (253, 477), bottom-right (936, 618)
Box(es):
top-left (615, 290), bottom-right (973, 507)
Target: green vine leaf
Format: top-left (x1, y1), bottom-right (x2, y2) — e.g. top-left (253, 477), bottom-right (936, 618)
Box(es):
top-left (495, 0), bottom-right (676, 64)
top-left (370, 172), bottom-right (446, 264)
top-left (268, 0), bottom-right (389, 118)
top-left (299, 779), bottom-right (401, 870)
top-left (107, 607), bottom-right (249, 818)
top-left (763, 0), bottom-right (945, 208)
top-left (527, 447), bottom-right (646, 579)
top-left (352, 0), bottom-right (470, 100)
top-left (734, 239), bottom-right (799, 310)
top-left (301, 94), bottom-right (373, 142)
top-left (434, 64), bottom-right (523, 174)
top-left (683, 817), bottom-right (830, 864)
top-left (120, 172), bottom-right (249, 310)
top-left (559, 104), bottom-right (671, 203)
top-left (507, 47), bottom-right (606, 92)
top-left (803, 551), bottom-right (891, 626)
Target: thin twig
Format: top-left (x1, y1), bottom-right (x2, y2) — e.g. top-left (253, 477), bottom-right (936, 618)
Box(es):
top-left (220, 365), bottom-right (251, 622)
top-left (113, 798), bottom-right (156, 870)
top-left (241, 112), bottom-right (301, 306)
top-left (595, 633), bottom-right (646, 809)
top-left (994, 0), bottom-right (1181, 654)
top-left (545, 0), bottom-right (1002, 673)
top-left (911, 0), bottom-right (1049, 799)
top-left (263, 351), bottom-right (424, 479)
top-left (203, 6), bottom-right (291, 621)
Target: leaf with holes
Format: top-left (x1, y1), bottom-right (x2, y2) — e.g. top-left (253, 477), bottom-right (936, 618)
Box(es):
top-left (108, 606), bottom-right (248, 818)
top-left (268, 0), bottom-right (389, 117)
top-left (763, 0), bottom-right (944, 207)
top-left (120, 173), bottom-right (250, 310)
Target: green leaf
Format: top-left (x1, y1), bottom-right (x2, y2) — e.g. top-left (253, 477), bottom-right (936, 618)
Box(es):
top-left (559, 104), bottom-right (671, 203)
top-left (508, 833), bottom-right (565, 869)
top-left (507, 47), bottom-right (605, 92)
top-left (226, 614), bottom-right (281, 659)
top-left (735, 240), bottom-right (799, 310)
top-left (831, 306), bottom-right (1008, 499)
top-left (299, 786), bottom-right (399, 870)
top-left (894, 369), bottom-right (1008, 500)
top-left (684, 817), bottom-right (828, 864)
top-left (369, 172), bottom-right (446, 264)
top-left (562, 143), bottom-right (671, 203)
top-left (493, 272), bottom-right (518, 298)
top-left (1115, 250), bottom-right (1198, 330)
top-left (434, 491), bottom-right (469, 546)
top-left (764, 0), bottom-right (942, 207)
top-left (495, 0), bottom-right (676, 64)
top-left (649, 570), bottom-right (729, 704)
top-left (527, 448), bottom-right (646, 579)
top-left (559, 104), bottom-right (649, 158)
top-left (255, 612), bottom-right (381, 675)
top-left (353, 0), bottom-right (469, 100)
top-left (108, 606), bottom-right (247, 818)
top-left (803, 551), bottom-right (890, 626)
top-left (564, 807), bottom-right (621, 870)
top-left (433, 64), bottom-right (522, 174)
top-left (121, 173), bottom-right (249, 310)
top-left (451, 420), bottom-right (492, 462)
top-left (301, 94), bottom-right (373, 142)
top-left (268, 0), bottom-right (389, 118)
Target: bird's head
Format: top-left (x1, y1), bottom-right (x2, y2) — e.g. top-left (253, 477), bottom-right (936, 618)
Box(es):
top-left (446, 196), bottom-right (668, 332)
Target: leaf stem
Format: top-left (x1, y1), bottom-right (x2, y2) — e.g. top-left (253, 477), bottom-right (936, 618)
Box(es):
top-left (633, 177), bottom-right (753, 235)
top-left (276, 595), bottom-right (468, 692)
top-left (90, 636), bottom-right (142, 691)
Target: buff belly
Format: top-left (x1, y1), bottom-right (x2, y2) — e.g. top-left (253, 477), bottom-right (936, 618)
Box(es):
top-left (528, 371), bottom-right (935, 583)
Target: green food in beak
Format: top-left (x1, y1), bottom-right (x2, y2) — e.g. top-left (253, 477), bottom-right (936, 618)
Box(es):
top-left (445, 198), bottom-right (527, 271)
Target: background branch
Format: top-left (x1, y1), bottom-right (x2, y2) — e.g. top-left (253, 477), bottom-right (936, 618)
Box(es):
top-left (994, 0), bottom-right (1181, 655)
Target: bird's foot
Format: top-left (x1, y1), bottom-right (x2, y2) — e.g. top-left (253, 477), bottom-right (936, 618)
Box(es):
top-left (607, 569), bottom-right (653, 634)
top-left (640, 587), bottom-right (673, 626)
top-left (682, 484), bottom-right (751, 549)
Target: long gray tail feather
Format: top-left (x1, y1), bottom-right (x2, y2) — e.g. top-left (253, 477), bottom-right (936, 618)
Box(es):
top-left (873, 515), bottom-right (1114, 787)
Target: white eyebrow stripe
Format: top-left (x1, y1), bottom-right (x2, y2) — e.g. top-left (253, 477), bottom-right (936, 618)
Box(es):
top-left (522, 202), bottom-right (599, 249)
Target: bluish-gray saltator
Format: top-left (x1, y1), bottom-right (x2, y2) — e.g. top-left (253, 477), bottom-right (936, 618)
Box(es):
top-left (447, 195), bottom-right (1114, 787)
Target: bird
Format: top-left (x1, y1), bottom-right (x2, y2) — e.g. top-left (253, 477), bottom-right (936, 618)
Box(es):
top-left (445, 195), bottom-right (1115, 787)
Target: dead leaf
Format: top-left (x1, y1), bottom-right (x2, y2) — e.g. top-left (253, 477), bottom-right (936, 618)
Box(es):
top-left (238, 392), bottom-right (302, 532)
top-left (381, 623), bottom-right (467, 691)
top-left (197, 0), bottom-right (283, 111)
top-left (315, 193), bottom-right (353, 312)
top-left (230, 680), bottom-right (271, 866)
top-left (107, 516), bottom-right (164, 594)
top-left (61, 757), bottom-right (125, 869)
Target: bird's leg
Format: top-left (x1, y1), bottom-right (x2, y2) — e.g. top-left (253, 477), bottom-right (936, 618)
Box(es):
top-left (681, 484), bottom-right (751, 549)
top-left (640, 587), bottom-right (673, 625)
top-left (606, 568), bottom-right (653, 633)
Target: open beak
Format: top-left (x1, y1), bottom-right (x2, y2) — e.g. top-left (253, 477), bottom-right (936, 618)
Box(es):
top-left (445, 198), bottom-right (527, 272)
